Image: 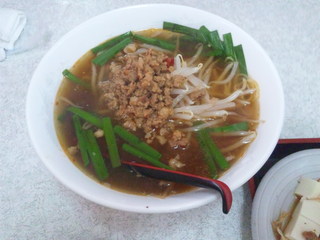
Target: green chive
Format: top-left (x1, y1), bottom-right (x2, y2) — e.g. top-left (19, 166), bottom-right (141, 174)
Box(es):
top-left (199, 25), bottom-right (211, 44)
top-left (234, 45), bottom-right (248, 75)
top-left (200, 129), bottom-right (230, 170)
top-left (92, 37), bottom-right (132, 66)
top-left (196, 132), bottom-right (218, 179)
top-left (223, 33), bottom-right (235, 60)
top-left (208, 30), bottom-right (224, 56)
top-left (133, 34), bottom-right (175, 51)
top-left (102, 118), bottom-right (121, 168)
top-left (122, 144), bottom-right (172, 170)
top-left (85, 130), bottom-right (109, 180)
top-left (67, 107), bottom-right (102, 128)
top-left (72, 115), bottom-right (90, 166)
top-left (62, 69), bottom-right (90, 89)
top-left (91, 31), bottom-right (133, 54)
top-left (163, 21), bottom-right (206, 43)
top-left (114, 125), bottom-right (161, 160)
top-left (208, 122), bottom-right (249, 133)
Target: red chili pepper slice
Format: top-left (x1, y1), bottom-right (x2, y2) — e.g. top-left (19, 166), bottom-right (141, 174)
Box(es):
top-left (164, 57), bottom-right (174, 67)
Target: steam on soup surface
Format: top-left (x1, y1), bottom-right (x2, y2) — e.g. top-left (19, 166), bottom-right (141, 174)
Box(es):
top-left (55, 23), bottom-right (259, 197)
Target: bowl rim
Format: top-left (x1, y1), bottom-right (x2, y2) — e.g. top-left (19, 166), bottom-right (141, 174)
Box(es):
top-left (26, 3), bottom-right (284, 213)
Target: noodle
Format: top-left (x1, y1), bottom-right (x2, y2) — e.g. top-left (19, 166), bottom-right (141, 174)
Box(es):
top-left (91, 63), bottom-right (97, 95)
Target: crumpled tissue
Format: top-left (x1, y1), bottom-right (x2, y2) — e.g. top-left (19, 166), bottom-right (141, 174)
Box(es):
top-left (0, 8), bottom-right (27, 61)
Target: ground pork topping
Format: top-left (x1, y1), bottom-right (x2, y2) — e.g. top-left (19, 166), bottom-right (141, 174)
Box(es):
top-left (98, 48), bottom-right (189, 146)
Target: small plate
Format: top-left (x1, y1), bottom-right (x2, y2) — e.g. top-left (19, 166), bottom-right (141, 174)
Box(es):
top-left (251, 149), bottom-right (320, 240)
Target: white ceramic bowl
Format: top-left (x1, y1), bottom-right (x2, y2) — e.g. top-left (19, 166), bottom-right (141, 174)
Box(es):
top-left (26, 4), bottom-right (284, 213)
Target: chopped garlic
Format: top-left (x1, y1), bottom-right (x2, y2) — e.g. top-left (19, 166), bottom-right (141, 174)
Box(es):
top-left (67, 146), bottom-right (78, 155)
top-left (123, 43), bottom-right (137, 53)
top-left (94, 129), bottom-right (104, 138)
top-left (156, 135), bottom-right (167, 145)
top-left (169, 155), bottom-right (185, 169)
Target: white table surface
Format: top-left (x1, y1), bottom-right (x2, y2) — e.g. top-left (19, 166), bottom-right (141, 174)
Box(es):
top-left (1, 1), bottom-right (320, 239)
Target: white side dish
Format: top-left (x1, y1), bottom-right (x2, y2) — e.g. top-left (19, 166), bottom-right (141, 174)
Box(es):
top-left (284, 177), bottom-right (320, 240)
top-left (295, 178), bottom-right (320, 199)
top-left (252, 149), bottom-right (320, 240)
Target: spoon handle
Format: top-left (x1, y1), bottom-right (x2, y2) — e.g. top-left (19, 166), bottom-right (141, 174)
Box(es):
top-left (122, 161), bottom-right (232, 214)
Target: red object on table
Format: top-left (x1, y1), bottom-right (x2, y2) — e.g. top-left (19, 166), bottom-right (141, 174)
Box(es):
top-left (248, 138), bottom-right (320, 199)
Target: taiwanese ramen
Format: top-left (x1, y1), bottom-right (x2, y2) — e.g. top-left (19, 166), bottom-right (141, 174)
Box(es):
top-left (55, 22), bottom-right (259, 197)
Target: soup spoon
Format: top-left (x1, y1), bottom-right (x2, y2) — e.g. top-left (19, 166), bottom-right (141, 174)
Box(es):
top-left (121, 161), bottom-right (232, 214)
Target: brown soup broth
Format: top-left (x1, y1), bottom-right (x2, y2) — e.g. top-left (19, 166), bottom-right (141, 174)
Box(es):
top-left (54, 29), bottom-right (259, 197)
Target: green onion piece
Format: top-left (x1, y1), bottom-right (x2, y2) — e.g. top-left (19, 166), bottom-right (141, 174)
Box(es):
top-left (163, 21), bottom-right (206, 43)
top-left (85, 130), bottom-right (109, 180)
top-left (114, 125), bottom-right (161, 160)
top-left (208, 30), bottom-right (224, 56)
top-left (199, 25), bottom-right (211, 44)
top-left (102, 118), bottom-right (121, 168)
top-left (91, 31), bottom-right (133, 54)
top-left (208, 122), bottom-right (249, 133)
top-left (72, 115), bottom-right (90, 166)
top-left (133, 34), bottom-right (175, 51)
top-left (223, 33), bottom-right (235, 60)
top-left (92, 37), bottom-right (132, 66)
top-left (196, 132), bottom-right (218, 179)
top-left (200, 129), bottom-right (230, 170)
top-left (234, 45), bottom-right (248, 75)
top-left (122, 144), bottom-right (173, 170)
top-left (67, 107), bottom-right (102, 128)
top-left (163, 21), bottom-right (198, 35)
top-left (62, 69), bottom-right (90, 89)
